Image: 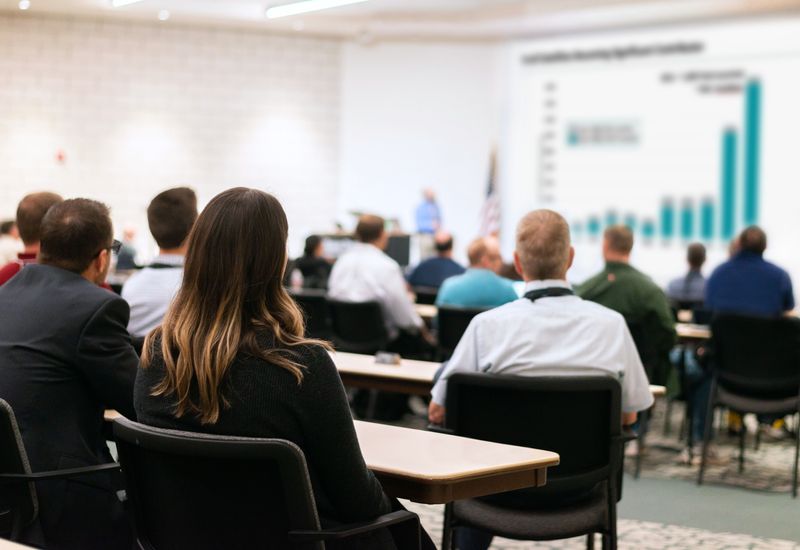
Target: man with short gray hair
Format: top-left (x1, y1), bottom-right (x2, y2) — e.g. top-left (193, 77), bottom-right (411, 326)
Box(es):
top-left (429, 210), bottom-right (652, 550)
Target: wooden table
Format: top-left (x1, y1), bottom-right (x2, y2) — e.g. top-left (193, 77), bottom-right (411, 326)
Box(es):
top-left (354, 420), bottom-right (559, 504)
top-left (415, 303), bottom-right (437, 320)
top-left (331, 351), bottom-right (439, 396)
top-left (676, 323), bottom-right (711, 342)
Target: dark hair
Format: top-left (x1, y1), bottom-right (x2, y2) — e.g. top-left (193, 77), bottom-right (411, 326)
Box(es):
top-left (739, 226), bottom-right (767, 255)
top-left (304, 235), bottom-right (322, 257)
top-left (604, 225), bottom-right (634, 254)
top-left (16, 192), bottom-right (63, 245)
top-left (0, 220), bottom-right (14, 235)
top-left (355, 214), bottom-right (385, 243)
top-left (142, 187), bottom-right (330, 424)
top-left (434, 236), bottom-right (454, 254)
top-left (39, 199), bottom-right (113, 274)
top-left (687, 242), bottom-right (706, 269)
top-left (147, 187), bottom-right (198, 250)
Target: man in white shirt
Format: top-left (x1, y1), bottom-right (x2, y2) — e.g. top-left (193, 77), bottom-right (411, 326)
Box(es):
top-left (122, 187), bottom-right (197, 338)
top-left (329, 214), bottom-right (432, 348)
top-left (0, 220), bottom-right (23, 265)
top-left (429, 209), bottom-right (653, 425)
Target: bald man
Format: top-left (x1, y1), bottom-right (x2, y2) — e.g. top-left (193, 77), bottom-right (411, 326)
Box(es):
top-left (435, 236), bottom-right (517, 308)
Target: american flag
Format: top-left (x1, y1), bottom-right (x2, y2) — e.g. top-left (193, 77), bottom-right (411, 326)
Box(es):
top-left (480, 151), bottom-right (500, 236)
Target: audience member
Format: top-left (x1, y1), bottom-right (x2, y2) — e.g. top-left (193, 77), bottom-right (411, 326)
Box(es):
top-left (406, 231), bottom-right (465, 289)
top-left (328, 214), bottom-right (432, 352)
top-left (115, 226), bottom-right (139, 270)
top-left (415, 187), bottom-right (441, 234)
top-left (577, 225), bottom-right (676, 385)
top-left (0, 199), bottom-right (138, 549)
top-left (706, 226), bottom-right (794, 317)
top-left (135, 188), bottom-right (434, 549)
top-left (429, 210), bottom-right (652, 550)
top-left (0, 192), bottom-right (63, 285)
top-left (122, 187), bottom-right (198, 338)
top-left (293, 234), bottom-right (332, 290)
top-left (706, 226), bottom-right (795, 440)
top-left (436, 236), bottom-right (517, 308)
top-left (666, 242), bottom-right (707, 305)
top-left (0, 219), bottom-right (22, 265)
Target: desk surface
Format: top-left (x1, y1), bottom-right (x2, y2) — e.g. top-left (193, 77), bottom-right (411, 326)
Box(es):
top-left (676, 323), bottom-right (711, 340)
top-left (354, 420), bottom-right (559, 503)
top-left (415, 303), bottom-right (437, 320)
top-left (0, 539), bottom-right (35, 549)
top-left (332, 351), bottom-right (439, 383)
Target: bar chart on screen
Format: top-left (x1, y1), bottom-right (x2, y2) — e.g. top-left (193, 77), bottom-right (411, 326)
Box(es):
top-left (506, 18), bottom-right (800, 284)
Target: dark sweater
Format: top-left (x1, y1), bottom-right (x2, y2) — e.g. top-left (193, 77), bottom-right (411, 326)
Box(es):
top-left (134, 336), bottom-right (391, 524)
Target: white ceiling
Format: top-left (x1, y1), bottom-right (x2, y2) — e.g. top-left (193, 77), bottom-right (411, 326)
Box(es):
top-left (2, 0), bottom-right (800, 40)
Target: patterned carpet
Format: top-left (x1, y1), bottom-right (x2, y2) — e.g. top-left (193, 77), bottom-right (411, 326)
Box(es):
top-left (402, 500), bottom-right (800, 550)
top-left (630, 399), bottom-right (798, 494)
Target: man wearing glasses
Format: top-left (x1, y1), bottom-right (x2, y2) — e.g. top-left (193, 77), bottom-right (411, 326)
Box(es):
top-left (0, 198), bottom-right (137, 550)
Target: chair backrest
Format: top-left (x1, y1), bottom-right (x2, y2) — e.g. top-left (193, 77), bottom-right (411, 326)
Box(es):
top-left (290, 289), bottom-right (331, 340)
top-left (0, 399), bottom-right (37, 539)
top-left (445, 373), bottom-right (621, 501)
top-left (413, 286), bottom-right (439, 305)
top-left (437, 306), bottom-right (487, 359)
top-left (113, 418), bottom-right (324, 550)
top-left (326, 299), bottom-right (389, 354)
top-left (711, 314), bottom-right (800, 399)
top-left (625, 321), bottom-right (662, 384)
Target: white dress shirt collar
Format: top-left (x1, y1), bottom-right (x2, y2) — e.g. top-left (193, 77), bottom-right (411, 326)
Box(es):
top-left (523, 279), bottom-right (572, 293)
top-left (151, 254), bottom-right (185, 266)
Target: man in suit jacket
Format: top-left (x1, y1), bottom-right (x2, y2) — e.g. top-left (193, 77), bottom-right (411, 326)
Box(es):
top-left (0, 198), bottom-right (138, 550)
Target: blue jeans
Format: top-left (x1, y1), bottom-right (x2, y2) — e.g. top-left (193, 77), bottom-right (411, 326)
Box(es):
top-left (671, 346), bottom-right (712, 444)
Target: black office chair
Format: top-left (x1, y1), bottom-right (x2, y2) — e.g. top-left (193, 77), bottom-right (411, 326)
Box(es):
top-left (327, 299), bottom-right (389, 354)
top-left (436, 306), bottom-right (487, 360)
top-left (439, 373), bottom-right (628, 550)
top-left (290, 289), bottom-right (332, 340)
top-left (698, 315), bottom-right (800, 497)
top-left (0, 399), bottom-right (121, 541)
top-left (413, 287), bottom-right (439, 305)
top-left (112, 417), bottom-right (421, 550)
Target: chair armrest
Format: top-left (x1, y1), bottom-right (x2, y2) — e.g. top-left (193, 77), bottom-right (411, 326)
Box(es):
top-left (288, 510), bottom-right (418, 542)
top-left (426, 423), bottom-right (454, 435)
top-left (0, 462), bottom-right (120, 483)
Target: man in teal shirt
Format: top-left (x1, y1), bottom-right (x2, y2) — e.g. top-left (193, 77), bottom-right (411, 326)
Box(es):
top-left (577, 225), bottom-right (676, 385)
top-left (436, 237), bottom-right (518, 308)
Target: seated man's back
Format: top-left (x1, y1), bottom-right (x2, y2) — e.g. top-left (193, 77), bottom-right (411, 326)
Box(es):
top-left (0, 199), bottom-right (138, 549)
top-left (328, 216), bottom-right (422, 340)
top-left (436, 237), bottom-right (517, 308)
top-left (122, 187), bottom-right (197, 337)
top-left (407, 232), bottom-right (465, 289)
top-left (706, 226), bottom-right (794, 317)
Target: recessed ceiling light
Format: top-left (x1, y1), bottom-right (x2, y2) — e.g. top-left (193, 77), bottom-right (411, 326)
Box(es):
top-left (111, 0), bottom-right (144, 7)
top-left (18, 0), bottom-right (31, 10)
top-left (158, 9), bottom-right (170, 21)
top-left (266, 0), bottom-right (370, 19)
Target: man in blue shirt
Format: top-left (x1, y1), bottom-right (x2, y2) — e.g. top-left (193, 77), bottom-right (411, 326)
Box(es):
top-left (415, 188), bottom-right (441, 234)
top-left (706, 226), bottom-right (794, 316)
top-left (436, 237), bottom-right (518, 308)
top-left (667, 242), bottom-right (707, 305)
top-left (407, 232), bottom-right (465, 289)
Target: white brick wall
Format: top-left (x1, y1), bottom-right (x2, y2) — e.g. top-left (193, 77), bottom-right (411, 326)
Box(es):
top-left (0, 14), bottom-right (340, 258)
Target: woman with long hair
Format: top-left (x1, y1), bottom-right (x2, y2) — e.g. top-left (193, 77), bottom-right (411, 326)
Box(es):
top-left (135, 187), bottom-right (424, 548)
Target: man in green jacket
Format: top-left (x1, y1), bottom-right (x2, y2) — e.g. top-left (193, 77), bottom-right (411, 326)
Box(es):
top-left (577, 225), bottom-right (676, 386)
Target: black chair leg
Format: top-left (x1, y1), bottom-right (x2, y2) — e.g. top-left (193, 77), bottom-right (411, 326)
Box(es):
top-left (794, 412), bottom-right (800, 499)
top-left (755, 422), bottom-right (761, 451)
top-left (635, 408), bottom-right (649, 479)
top-left (663, 399), bottom-right (673, 436)
top-left (441, 502), bottom-right (454, 550)
top-left (738, 423), bottom-right (746, 474)
top-left (697, 380), bottom-right (717, 486)
top-left (587, 533), bottom-right (595, 550)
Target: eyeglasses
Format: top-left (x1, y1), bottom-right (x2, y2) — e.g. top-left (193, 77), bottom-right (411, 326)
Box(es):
top-left (95, 239), bottom-right (122, 258)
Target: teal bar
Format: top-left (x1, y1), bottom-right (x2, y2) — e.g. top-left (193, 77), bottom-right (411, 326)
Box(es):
top-left (680, 200), bottom-right (694, 240)
top-left (642, 219), bottom-right (656, 239)
top-left (572, 221), bottom-right (584, 238)
top-left (721, 129), bottom-right (737, 240)
top-left (700, 199), bottom-right (714, 241)
top-left (587, 216), bottom-right (601, 237)
top-left (623, 214), bottom-right (637, 233)
top-left (660, 199), bottom-right (675, 240)
top-left (744, 80), bottom-right (761, 225)
top-left (605, 210), bottom-right (618, 228)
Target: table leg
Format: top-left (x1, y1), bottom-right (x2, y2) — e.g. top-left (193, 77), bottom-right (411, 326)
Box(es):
top-left (441, 502), bottom-right (454, 550)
